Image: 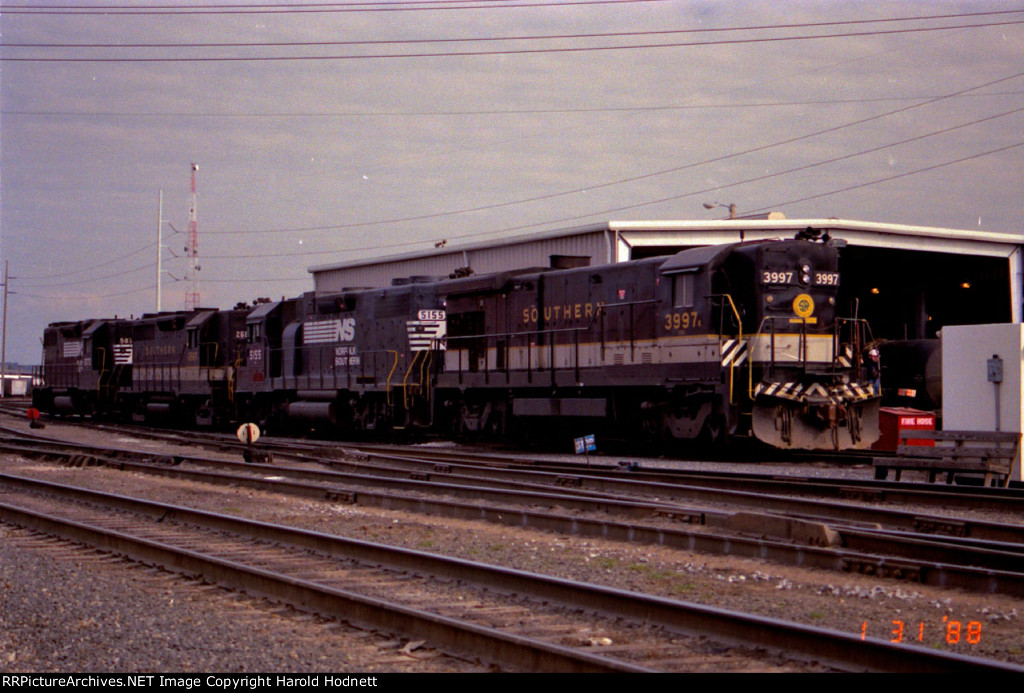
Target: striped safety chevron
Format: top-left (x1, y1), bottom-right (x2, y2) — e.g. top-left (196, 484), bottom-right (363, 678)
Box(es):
top-left (839, 382), bottom-right (875, 400)
top-left (754, 381), bottom-right (805, 400)
top-left (837, 345), bottom-right (853, 368)
top-left (755, 380), bottom-right (879, 402)
top-left (720, 339), bottom-right (748, 366)
top-left (803, 382), bottom-right (829, 398)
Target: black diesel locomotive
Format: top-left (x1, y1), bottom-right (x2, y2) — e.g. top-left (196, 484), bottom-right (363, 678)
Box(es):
top-left (35, 308), bottom-right (249, 424)
top-left (35, 233), bottom-right (880, 450)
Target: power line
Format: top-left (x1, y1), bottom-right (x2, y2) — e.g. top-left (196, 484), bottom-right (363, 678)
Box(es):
top-left (193, 71), bottom-right (1024, 241)
top-left (427, 141), bottom-right (1024, 248)
top-left (199, 106), bottom-right (1024, 260)
top-left (16, 243), bottom-right (155, 281)
top-left (18, 262), bottom-right (154, 288)
top-left (22, 105), bottom-right (1018, 290)
top-left (18, 284), bottom-right (159, 300)
top-left (4, 0), bottom-right (540, 6)
top-left (3, 19), bottom-right (1022, 61)
top-left (5, 91), bottom-right (1023, 119)
top-left (5, 9), bottom-right (1021, 47)
top-left (752, 142), bottom-right (1024, 212)
top-left (210, 129), bottom-right (1022, 263)
top-left (19, 72), bottom-right (1020, 283)
top-left (199, 276), bottom-right (311, 283)
top-left (19, 271), bottom-right (310, 300)
top-left (0, 0), bottom-right (666, 16)
top-left (21, 140), bottom-right (1022, 293)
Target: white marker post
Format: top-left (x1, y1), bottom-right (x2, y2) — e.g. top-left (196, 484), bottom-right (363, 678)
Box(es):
top-left (237, 422), bottom-right (261, 463)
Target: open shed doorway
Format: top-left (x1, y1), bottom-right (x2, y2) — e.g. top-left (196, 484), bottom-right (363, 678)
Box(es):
top-left (627, 241), bottom-right (1013, 341)
top-left (837, 246), bottom-right (1011, 340)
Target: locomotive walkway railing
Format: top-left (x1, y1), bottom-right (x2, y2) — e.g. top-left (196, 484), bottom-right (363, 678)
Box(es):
top-left (748, 315), bottom-right (874, 383)
top-left (270, 346), bottom-right (434, 415)
top-left (443, 298), bottom-right (662, 387)
top-left (713, 294), bottom-right (744, 405)
top-left (40, 363), bottom-right (81, 389)
top-left (445, 323), bottom-right (599, 387)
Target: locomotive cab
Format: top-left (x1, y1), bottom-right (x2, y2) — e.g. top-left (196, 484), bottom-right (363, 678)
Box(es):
top-left (733, 236), bottom-right (879, 449)
top-left (660, 234), bottom-right (879, 450)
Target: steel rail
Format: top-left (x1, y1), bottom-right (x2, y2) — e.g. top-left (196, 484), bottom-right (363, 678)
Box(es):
top-left (528, 465), bottom-right (1024, 513)
top-left (93, 456), bottom-right (1024, 571)
top-left (0, 494), bottom-right (652, 672)
top-left (8, 430), bottom-right (1024, 572)
top-left (5, 466), bottom-right (1024, 602)
top-left (314, 448), bottom-right (1024, 545)
top-left (0, 474), bottom-right (1019, 673)
top-left (8, 406), bottom-right (1022, 510)
top-left (7, 427), bottom-right (1024, 554)
top-left (9, 421), bottom-right (1024, 518)
top-left (8, 431), bottom-right (1024, 548)
top-left (8, 431), bottom-right (1024, 569)
top-left (333, 440), bottom-right (1024, 510)
top-left (336, 443), bottom-right (1024, 513)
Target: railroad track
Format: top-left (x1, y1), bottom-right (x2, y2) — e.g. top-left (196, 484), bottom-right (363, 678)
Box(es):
top-left (329, 441), bottom-right (1024, 513)
top-left (2, 473), bottom-right (1017, 673)
top-left (6, 423), bottom-right (1024, 545)
top-left (7, 420), bottom-right (1023, 524)
top-left (11, 414), bottom-right (1024, 518)
top-left (5, 428), bottom-right (1024, 599)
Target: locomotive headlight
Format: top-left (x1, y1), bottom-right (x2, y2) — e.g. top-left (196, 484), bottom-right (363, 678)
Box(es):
top-left (801, 273), bottom-right (811, 284)
top-left (800, 264), bottom-right (811, 284)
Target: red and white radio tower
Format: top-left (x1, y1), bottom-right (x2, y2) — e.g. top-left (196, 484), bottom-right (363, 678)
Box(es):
top-left (185, 163), bottom-right (200, 310)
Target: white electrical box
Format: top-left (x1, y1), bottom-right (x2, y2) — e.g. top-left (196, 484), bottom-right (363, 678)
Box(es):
top-left (942, 323), bottom-right (1024, 480)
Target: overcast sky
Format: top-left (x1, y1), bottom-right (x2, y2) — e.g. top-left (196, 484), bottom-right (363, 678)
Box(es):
top-left (1, 0), bottom-right (1022, 364)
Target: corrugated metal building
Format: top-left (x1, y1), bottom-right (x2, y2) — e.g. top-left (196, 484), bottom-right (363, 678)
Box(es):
top-left (309, 223), bottom-right (624, 293)
top-left (308, 216), bottom-right (1023, 339)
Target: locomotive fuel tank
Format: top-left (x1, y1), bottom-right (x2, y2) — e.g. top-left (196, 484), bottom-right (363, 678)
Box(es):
top-left (877, 339), bottom-right (942, 411)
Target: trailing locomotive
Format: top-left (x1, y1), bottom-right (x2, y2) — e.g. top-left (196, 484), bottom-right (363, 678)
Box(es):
top-left (234, 281), bottom-right (447, 434)
top-left (35, 308), bottom-right (248, 426)
top-left (34, 233), bottom-right (880, 450)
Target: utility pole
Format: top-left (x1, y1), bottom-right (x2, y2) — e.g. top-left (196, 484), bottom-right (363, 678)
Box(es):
top-left (184, 163), bottom-right (200, 310)
top-left (156, 189), bottom-right (164, 312)
top-left (0, 261), bottom-right (11, 398)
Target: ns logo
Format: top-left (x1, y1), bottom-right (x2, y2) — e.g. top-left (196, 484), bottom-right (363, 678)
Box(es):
top-left (339, 318), bottom-right (356, 342)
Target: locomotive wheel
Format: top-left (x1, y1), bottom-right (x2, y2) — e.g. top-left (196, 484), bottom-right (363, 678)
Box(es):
top-left (456, 400), bottom-right (492, 435)
top-left (485, 408), bottom-right (506, 437)
top-left (700, 412), bottom-right (724, 445)
top-left (662, 400), bottom-right (711, 441)
top-left (195, 401), bottom-right (215, 427)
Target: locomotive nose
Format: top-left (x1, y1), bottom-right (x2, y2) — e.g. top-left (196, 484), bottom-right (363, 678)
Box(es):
top-left (752, 387), bottom-right (880, 451)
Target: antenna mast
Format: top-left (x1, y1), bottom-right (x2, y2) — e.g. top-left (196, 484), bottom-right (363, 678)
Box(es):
top-left (185, 163), bottom-right (200, 310)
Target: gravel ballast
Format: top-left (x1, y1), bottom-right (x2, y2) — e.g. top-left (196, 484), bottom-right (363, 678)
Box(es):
top-left (2, 418), bottom-right (1023, 671)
